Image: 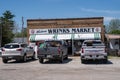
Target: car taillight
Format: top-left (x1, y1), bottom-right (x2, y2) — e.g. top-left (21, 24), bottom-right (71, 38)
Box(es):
top-left (17, 48), bottom-right (22, 51)
top-left (81, 48), bottom-right (84, 53)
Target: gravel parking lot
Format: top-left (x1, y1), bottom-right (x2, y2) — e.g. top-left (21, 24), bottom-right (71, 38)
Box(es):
top-left (0, 56), bottom-right (120, 80)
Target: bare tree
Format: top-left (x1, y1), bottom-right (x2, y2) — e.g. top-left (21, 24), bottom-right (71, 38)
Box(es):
top-left (108, 19), bottom-right (120, 34)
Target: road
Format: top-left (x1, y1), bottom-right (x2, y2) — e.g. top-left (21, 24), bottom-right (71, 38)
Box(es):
top-left (0, 56), bottom-right (120, 80)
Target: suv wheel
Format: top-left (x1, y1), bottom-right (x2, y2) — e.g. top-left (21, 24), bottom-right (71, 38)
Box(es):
top-left (2, 59), bottom-right (8, 63)
top-left (23, 55), bottom-right (27, 62)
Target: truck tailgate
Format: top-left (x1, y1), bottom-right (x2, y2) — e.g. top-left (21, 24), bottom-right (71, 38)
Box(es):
top-left (83, 46), bottom-right (105, 54)
top-left (38, 47), bottom-right (59, 55)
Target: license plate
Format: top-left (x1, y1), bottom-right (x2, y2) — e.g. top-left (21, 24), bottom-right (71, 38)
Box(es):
top-left (8, 56), bottom-right (13, 58)
top-left (47, 55), bottom-right (52, 58)
top-left (92, 55), bottom-right (96, 59)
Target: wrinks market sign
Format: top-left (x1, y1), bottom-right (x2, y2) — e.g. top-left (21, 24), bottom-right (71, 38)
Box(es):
top-left (29, 27), bottom-right (101, 34)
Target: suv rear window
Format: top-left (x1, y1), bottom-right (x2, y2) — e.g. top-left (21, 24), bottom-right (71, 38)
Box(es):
top-left (4, 44), bottom-right (20, 49)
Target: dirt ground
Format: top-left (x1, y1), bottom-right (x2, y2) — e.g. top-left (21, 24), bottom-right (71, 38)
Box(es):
top-left (0, 56), bottom-right (120, 80)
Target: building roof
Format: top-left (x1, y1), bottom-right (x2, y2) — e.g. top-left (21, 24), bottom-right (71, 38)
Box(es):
top-left (105, 34), bottom-right (120, 39)
top-left (27, 17), bottom-right (103, 21)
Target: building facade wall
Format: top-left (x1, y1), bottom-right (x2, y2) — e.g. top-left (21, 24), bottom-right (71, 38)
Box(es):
top-left (27, 17), bottom-right (104, 43)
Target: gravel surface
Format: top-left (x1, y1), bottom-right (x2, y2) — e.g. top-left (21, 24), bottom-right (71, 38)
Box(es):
top-left (0, 57), bottom-right (120, 80)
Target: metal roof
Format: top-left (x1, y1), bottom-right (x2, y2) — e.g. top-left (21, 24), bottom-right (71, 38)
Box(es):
top-left (105, 34), bottom-right (120, 39)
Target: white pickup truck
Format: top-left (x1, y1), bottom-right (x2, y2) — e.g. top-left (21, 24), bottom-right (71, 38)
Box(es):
top-left (81, 40), bottom-right (108, 63)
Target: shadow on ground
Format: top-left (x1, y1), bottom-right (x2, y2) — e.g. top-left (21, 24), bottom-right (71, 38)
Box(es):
top-left (41, 58), bottom-right (73, 64)
top-left (6, 59), bottom-right (38, 64)
top-left (82, 60), bottom-right (113, 65)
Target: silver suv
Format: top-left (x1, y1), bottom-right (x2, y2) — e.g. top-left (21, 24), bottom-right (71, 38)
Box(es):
top-left (1, 43), bottom-right (35, 63)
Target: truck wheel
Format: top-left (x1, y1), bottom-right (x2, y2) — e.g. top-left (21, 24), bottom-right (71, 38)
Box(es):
top-left (32, 53), bottom-right (36, 60)
top-left (60, 56), bottom-right (63, 63)
top-left (103, 59), bottom-right (108, 64)
top-left (64, 55), bottom-right (68, 60)
top-left (39, 58), bottom-right (44, 63)
top-left (16, 58), bottom-right (21, 62)
top-left (81, 59), bottom-right (85, 64)
top-left (2, 59), bottom-right (8, 63)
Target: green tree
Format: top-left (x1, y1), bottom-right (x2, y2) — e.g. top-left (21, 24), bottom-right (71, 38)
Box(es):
top-left (0, 10), bottom-right (15, 46)
top-left (108, 19), bottom-right (120, 34)
top-left (109, 30), bottom-right (120, 34)
top-left (104, 25), bottom-right (108, 33)
top-left (22, 28), bottom-right (27, 37)
top-left (15, 28), bottom-right (27, 37)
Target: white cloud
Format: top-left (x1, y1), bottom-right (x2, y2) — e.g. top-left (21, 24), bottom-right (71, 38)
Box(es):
top-left (81, 8), bottom-right (120, 14)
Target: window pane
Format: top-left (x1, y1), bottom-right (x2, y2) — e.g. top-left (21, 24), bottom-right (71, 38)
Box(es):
top-left (4, 45), bottom-right (19, 48)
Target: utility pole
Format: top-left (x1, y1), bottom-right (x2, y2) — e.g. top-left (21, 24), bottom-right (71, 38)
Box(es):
top-left (22, 17), bottom-right (24, 43)
top-left (0, 18), bottom-right (2, 47)
top-left (0, 25), bottom-right (2, 47)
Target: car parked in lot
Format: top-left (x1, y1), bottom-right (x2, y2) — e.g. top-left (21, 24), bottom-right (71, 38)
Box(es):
top-left (38, 40), bottom-right (68, 63)
top-left (1, 43), bottom-right (35, 63)
top-left (81, 40), bottom-right (108, 63)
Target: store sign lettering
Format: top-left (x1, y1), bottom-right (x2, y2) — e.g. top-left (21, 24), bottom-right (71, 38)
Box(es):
top-left (36, 30), bottom-right (47, 33)
top-left (72, 28), bottom-right (94, 33)
top-left (48, 28), bottom-right (70, 34)
top-left (29, 27), bottom-right (101, 34)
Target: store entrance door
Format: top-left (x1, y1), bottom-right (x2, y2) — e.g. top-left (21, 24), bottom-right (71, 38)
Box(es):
top-left (66, 40), bottom-right (72, 55)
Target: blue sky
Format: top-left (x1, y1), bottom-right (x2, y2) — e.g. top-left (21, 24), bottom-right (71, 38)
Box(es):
top-left (0, 0), bottom-right (120, 29)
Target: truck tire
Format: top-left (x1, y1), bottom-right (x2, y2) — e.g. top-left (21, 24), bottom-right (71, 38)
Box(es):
top-left (81, 59), bottom-right (85, 64)
top-left (103, 59), bottom-right (108, 64)
top-left (103, 56), bottom-right (108, 64)
top-left (16, 58), bottom-right (21, 62)
top-left (2, 59), bottom-right (8, 63)
top-left (32, 53), bottom-right (36, 60)
top-left (39, 58), bottom-right (44, 63)
top-left (60, 56), bottom-right (63, 63)
top-left (64, 55), bottom-right (68, 60)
